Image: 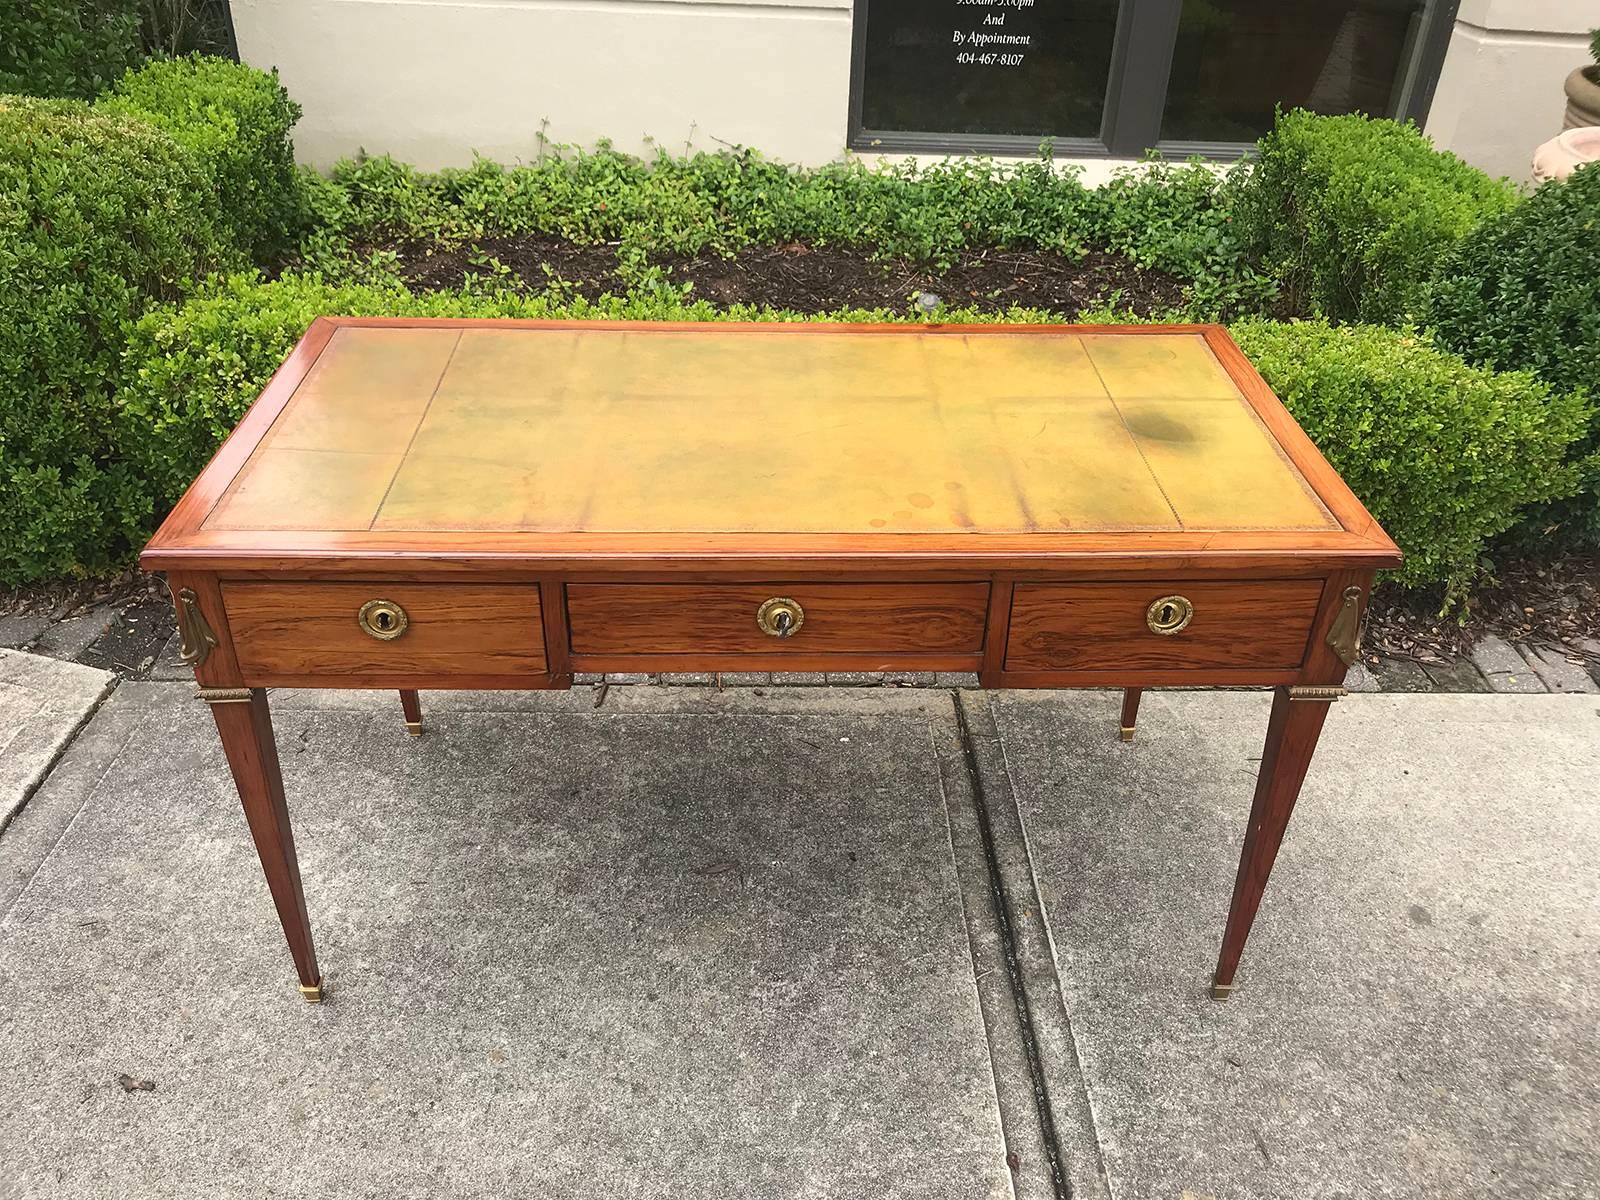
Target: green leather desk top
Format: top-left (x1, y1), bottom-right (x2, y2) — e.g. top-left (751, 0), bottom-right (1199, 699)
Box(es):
top-left (203, 325), bottom-right (1337, 536)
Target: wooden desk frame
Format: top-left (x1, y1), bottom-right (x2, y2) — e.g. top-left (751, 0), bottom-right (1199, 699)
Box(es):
top-left (142, 318), bottom-right (1401, 1004)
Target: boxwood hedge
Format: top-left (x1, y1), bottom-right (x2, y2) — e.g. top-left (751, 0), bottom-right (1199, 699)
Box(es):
top-left (1, 58), bottom-right (306, 584)
top-left (1233, 110), bottom-right (1518, 325)
top-left (99, 55), bottom-right (305, 261)
top-left (1424, 165), bottom-right (1600, 546)
top-left (0, 95), bottom-right (242, 583)
top-left (1232, 318), bottom-right (1591, 596)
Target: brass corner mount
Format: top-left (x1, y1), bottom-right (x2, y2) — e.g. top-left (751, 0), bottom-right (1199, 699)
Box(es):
top-left (175, 587), bottom-right (218, 668)
top-left (1326, 585), bottom-right (1363, 667)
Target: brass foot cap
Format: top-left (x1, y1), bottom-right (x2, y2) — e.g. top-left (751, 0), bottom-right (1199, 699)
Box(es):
top-left (1118, 726), bottom-right (1135, 742)
top-left (1209, 980), bottom-right (1236, 1002)
top-left (300, 979), bottom-right (326, 1003)
top-left (404, 722), bottom-right (423, 737)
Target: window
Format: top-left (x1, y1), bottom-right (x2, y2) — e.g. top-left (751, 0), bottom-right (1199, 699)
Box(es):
top-left (858, 0), bottom-right (1121, 140)
top-left (848, 0), bottom-right (1457, 156)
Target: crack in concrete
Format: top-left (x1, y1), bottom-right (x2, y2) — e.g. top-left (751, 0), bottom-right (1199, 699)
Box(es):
top-left (0, 675), bottom-right (119, 843)
top-left (952, 691), bottom-right (1073, 1200)
top-left (0, 679), bottom-right (136, 923)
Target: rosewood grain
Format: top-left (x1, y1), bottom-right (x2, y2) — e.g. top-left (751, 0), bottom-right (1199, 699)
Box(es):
top-left (1119, 688), bottom-right (1143, 740)
top-left (224, 581), bottom-right (546, 682)
top-left (208, 689), bottom-right (321, 993)
top-left (1212, 686), bottom-right (1333, 997)
top-left (398, 689), bottom-right (423, 734)
top-left (1004, 580), bottom-right (1324, 673)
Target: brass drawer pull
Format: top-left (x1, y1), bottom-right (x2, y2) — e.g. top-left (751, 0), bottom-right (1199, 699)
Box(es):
top-left (357, 598), bottom-right (409, 640)
top-left (1146, 594), bottom-right (1194, 636)
top-left (755, 596), bottom-right (804, 638)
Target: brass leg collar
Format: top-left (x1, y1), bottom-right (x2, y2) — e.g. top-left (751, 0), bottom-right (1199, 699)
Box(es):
top-left (1210, 979), bottom-right (1236, 1002)
top-left (196, 687), bottom-right (253, 705)
top-left (300, 978), bottom-right (326, 1004)
top-left (404, 721), bottom-right (423, 737)
top-left (1287, 686), bottom-right (1345, 703)
top-left (1118, 726), bottom-right (1136, 742)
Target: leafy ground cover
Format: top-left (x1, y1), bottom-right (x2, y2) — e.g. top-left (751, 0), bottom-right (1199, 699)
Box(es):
top-left (287, 149), bottom-right (1269, 321)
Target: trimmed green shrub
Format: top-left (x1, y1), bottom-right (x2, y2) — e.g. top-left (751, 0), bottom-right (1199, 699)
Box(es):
top-left (1231, 319), bottom-right (1592, 597)
top-left (0, 96), bottom-right (243, 584)
top-left (1423, 165), bottom-right (1600, 546)
top-left (100, 55), bottom-right (304, 260)
top-left (0, 2), bottom-right (141, 99)
top-left (1232, 110), bottom-right (1518, 324)
top-left (1425, 165), bottom-right (1600, 400)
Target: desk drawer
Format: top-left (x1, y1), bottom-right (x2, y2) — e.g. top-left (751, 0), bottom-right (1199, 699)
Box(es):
top-left (567, 582), bottom-right (989, 658)
top-left (223, 582), bottom-right (545, 681)
top-left (1005, 580), bottom-right (1322, 672)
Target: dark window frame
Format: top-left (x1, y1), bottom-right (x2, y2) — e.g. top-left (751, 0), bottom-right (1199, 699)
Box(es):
top-left (846, 0), bottom-right (1460, 158)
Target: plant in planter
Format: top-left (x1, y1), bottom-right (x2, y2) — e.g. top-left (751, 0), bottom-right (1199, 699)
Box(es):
top-left (1565, 27), bottom-right (1600, 130)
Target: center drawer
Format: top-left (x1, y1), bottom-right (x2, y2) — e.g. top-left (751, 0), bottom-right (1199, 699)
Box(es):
top-left (566, 582), bottom-right (989, 660)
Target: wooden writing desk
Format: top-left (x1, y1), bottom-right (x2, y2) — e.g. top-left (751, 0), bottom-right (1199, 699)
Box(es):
top-left (141, 318), bottom-right (1400, 1004)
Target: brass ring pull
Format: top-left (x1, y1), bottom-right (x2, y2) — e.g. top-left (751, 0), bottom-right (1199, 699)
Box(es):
top-left (357, 598), bottom-right (409, 640)
top-left (756, 596), bottom-right (804, 639)
top-left (1146, 594), bottom-right (1194, 636)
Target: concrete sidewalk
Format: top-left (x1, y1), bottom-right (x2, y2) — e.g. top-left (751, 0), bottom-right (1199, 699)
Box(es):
top-left (981, 690), bottom-right (1600, 1200)
top-left (0, 649), bottom-right (113, 833)
top-left (1, 672), bottom-right (1596, 1198)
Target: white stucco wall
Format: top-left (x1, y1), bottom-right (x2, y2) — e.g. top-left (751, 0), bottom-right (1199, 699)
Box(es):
top-left (233, 0), bottom-right (1596, 177)
top-left (231, 0), bottom-right (853, 169)
top-left (1424, 0), bottom-right (1593, 182)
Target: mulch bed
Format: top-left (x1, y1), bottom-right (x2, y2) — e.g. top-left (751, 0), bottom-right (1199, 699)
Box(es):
top-left (2, 570), bottom-right (166, 624)
top-left (389, 235), bottom-right (620, 301)
top-left (378, 234), bottom-right (1189, 318)
top-left (1364, 556), bottom-right (1600, 666)
top-left (654, 243), bottom-right (1187, 316)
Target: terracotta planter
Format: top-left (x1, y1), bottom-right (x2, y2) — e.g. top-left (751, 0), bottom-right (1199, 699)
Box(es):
top-left (1534, 126), bottom-right (1600, 183)
top-left (1565, 65), bottom-right (1600, 130)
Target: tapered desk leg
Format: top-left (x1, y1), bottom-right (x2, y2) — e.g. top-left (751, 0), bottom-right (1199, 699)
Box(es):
top-left (200, 687), bottom-right (324, 1002)
top-left (398, 689), bottom-right (423, 737)
top-left (1211, 685), bottom-right (1338, 1001)
top-left (1119, 688), bottom-right (1143, 741)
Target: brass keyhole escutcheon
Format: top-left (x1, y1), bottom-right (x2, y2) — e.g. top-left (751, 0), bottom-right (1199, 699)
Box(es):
top-left (1146, 594), bottom-right (1194, 636)
top-left (756, 596), bottom-right (805, 639)
top-left (358, 598), bottom-right (409, 641)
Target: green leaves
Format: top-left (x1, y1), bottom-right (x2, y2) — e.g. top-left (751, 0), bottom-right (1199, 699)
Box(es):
top-left (1, 58), bottom-right (304, 584)
top-left (1232, 110), bottom-right (1518, 325)
top-left (1231, 318), bottom-right (1592, 601)
top-left (0, 2), bottom-right (141, 100)
top-left (99, 55), bottom-right (305, 261)
top-left (293, 147), bottom-right (1262, 320)
top-left (1422, 164), bottom-right (1600, 547)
